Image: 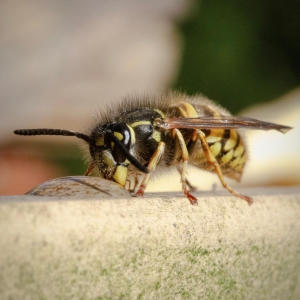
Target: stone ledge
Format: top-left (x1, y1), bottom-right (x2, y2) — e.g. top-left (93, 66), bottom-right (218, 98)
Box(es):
top-left (1, 187), bottom-right (300, 299)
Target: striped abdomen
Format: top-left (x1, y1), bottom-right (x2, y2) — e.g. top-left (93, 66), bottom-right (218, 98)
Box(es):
top-left (203, 128), bottom-right (246, 181)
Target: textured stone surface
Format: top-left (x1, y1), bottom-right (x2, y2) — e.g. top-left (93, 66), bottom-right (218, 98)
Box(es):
top-left (0, 187), bottom-right (300, 299)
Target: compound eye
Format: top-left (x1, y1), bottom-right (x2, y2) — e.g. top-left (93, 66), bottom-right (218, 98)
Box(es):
top-left (106, 123), bottom-right (132, 164)
top-left (111, 124), bottom-right (131, 148)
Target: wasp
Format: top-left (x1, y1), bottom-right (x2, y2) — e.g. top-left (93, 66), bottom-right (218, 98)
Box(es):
top-left (14, 92), bottom-right (292, 205)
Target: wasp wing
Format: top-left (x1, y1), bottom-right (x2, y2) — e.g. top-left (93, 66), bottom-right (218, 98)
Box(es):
top-left (158, 116), bottom-right (292, 133)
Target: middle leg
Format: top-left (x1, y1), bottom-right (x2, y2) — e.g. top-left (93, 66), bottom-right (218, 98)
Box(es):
top-left (173, 128), bottom-right (198, 205)
top-left (197, 130), bottom-right (253, 205)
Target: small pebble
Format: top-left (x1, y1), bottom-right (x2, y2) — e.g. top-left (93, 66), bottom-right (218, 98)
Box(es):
top-left (26, 176), bottom-right (131, 198)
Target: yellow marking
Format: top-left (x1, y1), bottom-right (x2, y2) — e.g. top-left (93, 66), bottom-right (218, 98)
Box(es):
top-left (206, 105), bottom-right (220, 116)
top-left (128, 125), bottom-right (136, 144)
top-left (223, 130), bottom-right (238, 151)
top-left (233, 142), bottom-right (244, 157)
top-left (221, 149), bottom-right (234, 164)
top-left (95, 137), bottom-right (104, 146)
top-left (111, 142), bottom-right (114, 149)
top-left (152, 130), bottom-right (161, 143)
top-left (114, 132), bottom-right (123, 141)
top-left (210, 141), bottom-right (222, 157)
top-left (177, 102), bottom-right (198, 118)
top-left (234, 153), bottom-right (246, 171)
top-left (206, 129), bottom-right (224, 143)
top-left (113, 165), bottom-right (128, 186)
top-left (102, 150), bottom-right (116, 168)
top-left (239, 152), bottom-right (246, 165)
top-left (153, 109), bottom-right (165, 118)
top-left (130, 120), bottom-right (151, 128)
top-left (206, 136), bottom-right (222, 143)
top-left (229, 156), bottom-right (241, 168)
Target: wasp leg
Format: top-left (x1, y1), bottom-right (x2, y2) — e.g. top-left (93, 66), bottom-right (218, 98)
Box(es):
top-left (197, 130), bottom-right (253, 205)
top-left (183, 130), bottom-right (199, 191)
top-left (185, 178), bottom-right (197, 191)
top-left (177, 168), bottom-right (198, 191)
top-left (134, 142), bottom-right (165, 197)
top-left (125, 179), bottom-right (132, 192)
top-left (173, 129), bottom-right (198, 205)
top-left (84, 162), bottom-right (95, 176)
top-left (126, 175), bottom-right (139, 193)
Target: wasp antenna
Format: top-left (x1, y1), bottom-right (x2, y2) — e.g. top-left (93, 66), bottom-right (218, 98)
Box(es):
top-left (14, 128), bottom-right (93, 144)
top-left (106, 131), bottom-right (149, 174)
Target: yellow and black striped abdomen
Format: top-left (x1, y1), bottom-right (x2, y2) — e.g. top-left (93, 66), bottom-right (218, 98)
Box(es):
top-left (204, 128), bottom-right (246, 181)
top-left (190, 128), bottom-right (246, 182)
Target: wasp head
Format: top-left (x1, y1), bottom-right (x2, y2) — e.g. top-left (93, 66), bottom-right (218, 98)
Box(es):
top-left (89, 123), bottom-right (148, 186)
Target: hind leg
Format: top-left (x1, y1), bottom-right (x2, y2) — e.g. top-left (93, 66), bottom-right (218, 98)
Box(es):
top-left (197, 130), bottom-right (253, 205)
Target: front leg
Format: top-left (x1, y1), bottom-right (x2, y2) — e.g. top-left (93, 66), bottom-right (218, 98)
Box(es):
top-left (134, 142), bottom-right (165, 197)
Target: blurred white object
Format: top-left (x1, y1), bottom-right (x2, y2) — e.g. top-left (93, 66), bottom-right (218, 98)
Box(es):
top-left (0, 0), bottom-right (194, 142)
top-left (239, 88), bottom-right (300, 186)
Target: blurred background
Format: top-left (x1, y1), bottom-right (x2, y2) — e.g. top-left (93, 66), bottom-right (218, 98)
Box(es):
top-left (1, 0), bottom-right (299, 195)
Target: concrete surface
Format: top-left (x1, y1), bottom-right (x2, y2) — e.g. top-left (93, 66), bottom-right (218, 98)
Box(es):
top-left (1, 186), bottom-right (300, 300)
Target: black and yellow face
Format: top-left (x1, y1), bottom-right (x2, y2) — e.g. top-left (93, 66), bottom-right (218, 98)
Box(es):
top-left (89, 123), bottom-right (135, 186)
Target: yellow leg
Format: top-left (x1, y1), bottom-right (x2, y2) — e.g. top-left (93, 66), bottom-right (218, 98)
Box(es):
top-left (135, 142), bottom-right (165, 197)
top-left (173, 129), bottom-right (198, 205)
top-left (197, 130), bottom-right (253, 205)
